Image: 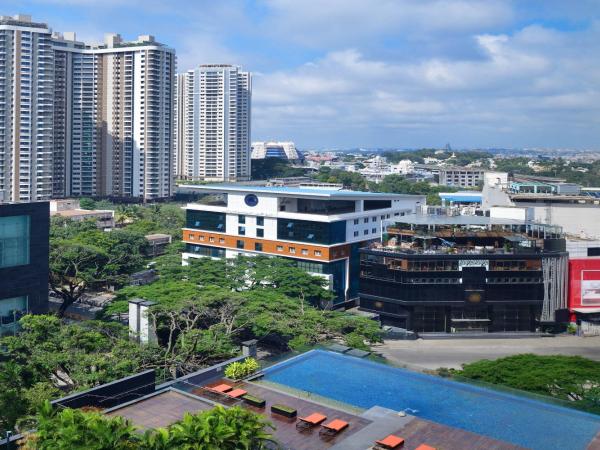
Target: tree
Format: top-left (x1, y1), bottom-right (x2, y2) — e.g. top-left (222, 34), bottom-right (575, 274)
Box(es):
top-left (251, 157), bottom-right (305, 180)
top-left (78, 198), bottom-right (97, 210)
top-left (23, 404), bottom-right (276, 450)
top-left (21, 402), bottom-right (140, 450)
top-left (49, 226), bottom-right (148, 316)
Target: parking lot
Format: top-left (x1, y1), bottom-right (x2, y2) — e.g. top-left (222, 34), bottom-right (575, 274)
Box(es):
top-left (375, 335), bottom-right (600, 370)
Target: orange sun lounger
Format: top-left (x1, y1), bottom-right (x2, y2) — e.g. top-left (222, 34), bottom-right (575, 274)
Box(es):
top-left (414, 445), bottom-right (436, 450)
top-left (206, 383), bottom-right (232, 394)
top-left (296, 412), bottom-right (327, 430)
top-left (226, 388), bottom-right (248, 398)
top-left (375, 434), bottom-right (405, 449)
top-left (319, 419), bottom-right (349, 436)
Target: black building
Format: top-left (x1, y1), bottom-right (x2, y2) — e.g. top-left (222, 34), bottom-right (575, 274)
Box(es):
top-left (0, 202), bottom-right (49, 336)
top-left (359, 212), bottom-right (568, 334)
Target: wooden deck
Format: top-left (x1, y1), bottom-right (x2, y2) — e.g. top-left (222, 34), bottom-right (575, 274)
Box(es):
top-left (107, 390), bottom-right (213, 430)
top-left (390, 418), bottom-right (526, 450)
top-left (192, 380), bottom-right (372, 450)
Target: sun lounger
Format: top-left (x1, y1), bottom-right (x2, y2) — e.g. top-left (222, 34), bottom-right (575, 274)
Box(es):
top-left (374, 434), bottom-right (405, 449)
top-left (319, 419), bottom-right (349, 437)
top-left (414, 445), bottom-right (436, 450)
top-left (205, 383), bottom-right (233, 394)
top-left (226, 388), bottom-right (248, 398)
top-left (296, 412), bottom-right (327, 430)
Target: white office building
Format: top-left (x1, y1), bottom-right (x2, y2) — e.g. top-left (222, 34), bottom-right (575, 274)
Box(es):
top-left (175, 65), bottom-right (251, 182)
top-left (251, 141), bottom-right (301, 161)
top-left (0, 15), bottom-right (54, 202)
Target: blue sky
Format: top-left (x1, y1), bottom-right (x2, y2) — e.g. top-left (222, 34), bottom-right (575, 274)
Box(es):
top-left (6, 0), bottom-right (600, 149)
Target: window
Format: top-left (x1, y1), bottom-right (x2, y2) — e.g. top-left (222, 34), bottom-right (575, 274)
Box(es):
top-left (301, 249), bottom-right (309, 255)
top-left (238, 215), bottom-right (246, 224)
top-left (189, 235), bottom-right (194, 240)
top-left (364, 218), bottom-right (369, 224)
top-left (372, 217), bottom-right (377, 222)
top-left (255, 243), bottom-right (263, 252)
top-left (0, 215), bottom-right (30, 269)
top-left (0, 296), bottom-right (28, 337)
top-left (209, 236), bottom-right (215, 243)
top-left (186, 210), bottom-right (225, 232)
top-left (314, 250), bottom-right (322, 256)
top-left (354, 219), bottom-right (359, 225)
top-left (256, 217), bottom-right (264, 226)
top-left (238, 226), bottom-right (246, 236)
top-left (219, 238), bottom-right (225, 243)
top-left (354, 231), bottom-right (359, 237)
top-left (236, 240), bottom-right (245, 249)
top-left (364, 230), bottom-right (369, 235)
top-left (372, 228), bottom-right (377, 233)
top-left (276, 245), bottom-right (284, 251)
top-left (256, 228), bottom-right (264, 238)
top-left (277, 218), bottom-right (346, 245)
top-left (289, 247), bottom-right (296, 254)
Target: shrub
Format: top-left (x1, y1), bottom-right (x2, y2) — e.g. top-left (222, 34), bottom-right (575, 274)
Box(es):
top-left (224, 358), bottom-right (260, 380)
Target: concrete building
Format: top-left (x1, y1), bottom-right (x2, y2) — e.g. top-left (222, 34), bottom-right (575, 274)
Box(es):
top-left (49, 199), bottom-right (115, 229)
top-left (175, 65), bottom-right (251, 182)
top-left (52, 32), bottom-right (175, 200)
top-left (181, 184), bottom-right (424, 306)
top-left (0, 15), bottom-right (54, 202)
top-left (482, 172), bottom-right (600, 239)
top-left (251, 141), bottom-right (301, 161)
top-left (0, 201), bottom-right (49, 336)
top-left (415, 164), bottom-right (485, 188)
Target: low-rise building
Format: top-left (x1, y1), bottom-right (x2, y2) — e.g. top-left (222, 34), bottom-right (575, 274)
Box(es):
top-left (50, 200), bottom-right (115, 230)
top-left (145, 234), bottom-right (173, 257)
top-left (181, 184), bottom-right (425, 306)
top-left (358, 208), bottom-right (568, 334)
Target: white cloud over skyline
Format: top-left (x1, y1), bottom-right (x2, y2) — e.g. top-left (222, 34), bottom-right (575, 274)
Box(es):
top-left (5, 0), bottom-right (600, 149)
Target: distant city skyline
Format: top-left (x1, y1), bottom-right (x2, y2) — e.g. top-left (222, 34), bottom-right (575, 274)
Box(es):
top-left (3, 1), bottom-right (600, 149)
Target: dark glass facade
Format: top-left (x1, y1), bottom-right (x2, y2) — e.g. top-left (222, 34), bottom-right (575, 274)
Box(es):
top-left (295, 258), bottom-right (347, 306)
top-left (185, 243), bottom-right (225, 258)
top-left (359, 249), bottom-right (565, 333)
top-left (186, 210), bottom-right (225, 232)
top-left (277, 218), bottom-right (346, 245)
top-left (0, 202), bottom-right (49, 336)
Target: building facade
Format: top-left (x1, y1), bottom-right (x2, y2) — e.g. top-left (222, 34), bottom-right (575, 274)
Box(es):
top-left (1, 15), bottom-right (175, 202)
top-left (175, 65), bottom-right (251, 182)
top-left (181, 185), bottom-right (424, 306)
top-left (52, 32), bottom-right (175, 200)
top-left (251, 141), bottom-right (301, 161)
top-left (359, 211), bottom-right (568, 333)
top-left (0, 15), bottom-right (54, 202)
top-left (0, 201), bottom-right (49, 336)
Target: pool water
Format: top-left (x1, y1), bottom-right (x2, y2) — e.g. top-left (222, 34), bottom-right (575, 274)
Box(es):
top-left (262, 350), bottom-right (600, 450)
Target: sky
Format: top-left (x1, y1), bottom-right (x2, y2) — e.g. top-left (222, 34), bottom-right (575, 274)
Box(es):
top-left (5, 0), bottom-right (600, 149)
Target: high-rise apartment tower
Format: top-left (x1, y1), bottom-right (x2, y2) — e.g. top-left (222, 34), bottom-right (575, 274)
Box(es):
top-left (175, 65), bottom-right (251, 182)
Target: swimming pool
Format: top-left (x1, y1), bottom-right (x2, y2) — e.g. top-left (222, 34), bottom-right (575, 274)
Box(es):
top-left (262, 350), bottom-right (600, 450)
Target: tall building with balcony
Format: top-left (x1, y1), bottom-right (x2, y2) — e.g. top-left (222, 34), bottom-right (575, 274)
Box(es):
top-left (181, 184), bottom-right (424, 306)
top-left (359, 207), bottom-right (568, 333)
top-left (175, 65), bottom-right (251, 182)
top-left (0, 15), bottom-right (54, 202)
top-left (52, 32), bottom-right (175, 200)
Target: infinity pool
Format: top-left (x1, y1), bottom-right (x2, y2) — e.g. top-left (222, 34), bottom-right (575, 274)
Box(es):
top-left (262, 350), bottom-right (600, 450)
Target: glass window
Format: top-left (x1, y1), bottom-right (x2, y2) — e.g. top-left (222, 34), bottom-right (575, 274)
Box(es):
top-left (289, 247), bottom-right (296, 254)
top-left (238, 226), bottom-right (246, 236)
top-left (236, 240), bottom-right (245, 249)
top-left (364, 218), bottom-right (369, 224)
top-left (354, 219), bottom-right (359, 225)
top-left (301, 249), bottom-right (309, 255)
top-left (315, 250), bottom-right (322, 256)
top-left (364, 230), bottom-right (368, 235)
top-left (255, 243), bottom-right (263, 252)
top-left (277, 218), bottom-right (346, 245)
top-left (276, 245), bottom-right (284, 251)
top-left (372, 217), bottom-right (377, 222)
top-left (372, 228), bottom-right (377, 233)
top-left (186, 210), bottom-right (225, 232)
top-left (238, 215), bottom-right (246, 224)
top-left (0, 296), bottom-right (28, 337)
top-left (256, 217), bottom-right (264, 226)
top-left (209, 236), bottom-right (215, 243)
top-left (185, 243), bottom-right (225, 258)
top-left (0, 215), bottom-right (30, 268)
top-left (256, 228), bottom-right (264, 238)
top-left (354, 231), bottom-right (359, 237)
top-left (219, 238), bottom-right (225, 243)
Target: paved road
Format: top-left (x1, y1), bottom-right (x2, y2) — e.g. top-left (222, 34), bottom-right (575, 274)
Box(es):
top-left (375, 335), bottom-right (600, 370)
